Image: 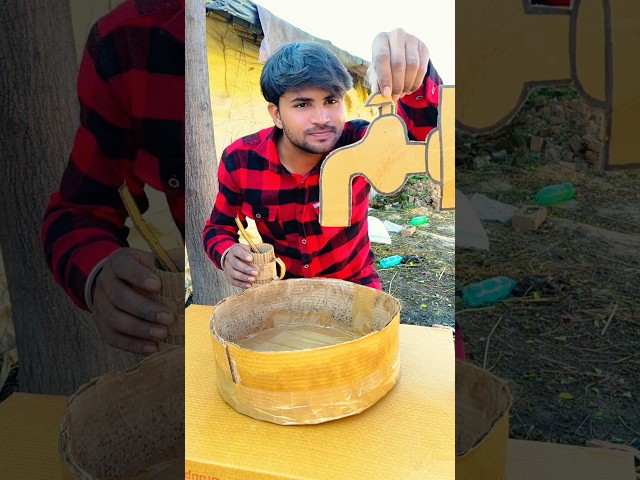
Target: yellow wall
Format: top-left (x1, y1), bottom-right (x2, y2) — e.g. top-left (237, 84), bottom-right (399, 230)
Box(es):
top-left (206, 14), bottom-right (375, 162)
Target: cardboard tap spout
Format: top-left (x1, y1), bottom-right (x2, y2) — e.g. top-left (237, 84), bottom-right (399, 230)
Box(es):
top-left (319, 86), bottom-right (455, 227)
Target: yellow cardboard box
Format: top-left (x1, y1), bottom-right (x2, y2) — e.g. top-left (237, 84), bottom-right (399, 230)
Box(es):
top-left (506, 439), bottom-right (635, 480)
top-left (1, 392), bottom-right (634, 480)
top-left (0, 304), bottom-right (634, 479)
top-left (186, 304), bottom-right (455, 480)
top-left (0, 392), bottom-right (69, 478)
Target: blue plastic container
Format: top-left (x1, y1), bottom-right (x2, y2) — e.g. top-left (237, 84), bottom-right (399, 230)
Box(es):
top-left (379, 255), bottom-right (404, 269)
top-left (462, 276), bottom-right (517, 307)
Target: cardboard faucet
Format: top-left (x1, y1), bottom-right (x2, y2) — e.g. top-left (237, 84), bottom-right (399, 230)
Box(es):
top-left (456, 0), bottom-right (640, 169)
top-left (319, 85), bottom-right (455, 227)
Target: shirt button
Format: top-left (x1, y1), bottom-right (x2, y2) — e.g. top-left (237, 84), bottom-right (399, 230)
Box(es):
top-left (168, 178), bottom-right (180, 188)
top-left (255, 213), bottom-right (261, 219)
top-left (303, 264), bottom-right (309, 269)
top-left (301, 239), bottom-right (307, 245)
top-left (431, 86), bottom-right (436, 95)
top-left (415, 95), bottom-right (424, 100)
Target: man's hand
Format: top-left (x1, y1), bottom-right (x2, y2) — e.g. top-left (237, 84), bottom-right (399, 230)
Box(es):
top-left (370, 28), bottom-right (430, 103)
top-left (222, 244), bottom-right (258, 289)
top-left (92, 248), bottom-right (176, 355)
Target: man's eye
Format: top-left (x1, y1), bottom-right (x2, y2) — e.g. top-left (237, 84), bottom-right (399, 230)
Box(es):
top-left (327, 99), bottom-right (338, 105)
top-left (294, 103), bottom-right (308, 108)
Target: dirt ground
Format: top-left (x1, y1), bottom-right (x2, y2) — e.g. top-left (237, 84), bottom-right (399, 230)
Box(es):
top-left (456, 87), bottom-right (640, 449)
top-left (369, 176), bottom-right (455, 329)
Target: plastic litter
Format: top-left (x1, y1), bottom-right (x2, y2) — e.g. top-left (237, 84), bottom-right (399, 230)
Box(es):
top-left (409, 216), bottom-right (429, 226)
top-left (533, 182), bottom-right (575, 206)
top-left (379, 255), bottom-right (404, 268)
top-left (462, 276), bottom-right (517, 307)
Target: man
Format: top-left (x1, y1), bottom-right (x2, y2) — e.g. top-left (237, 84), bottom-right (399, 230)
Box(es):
top-left (41, 0), bottom-right (184, 355)
top-left (203, 30), bottom-right (441, 290)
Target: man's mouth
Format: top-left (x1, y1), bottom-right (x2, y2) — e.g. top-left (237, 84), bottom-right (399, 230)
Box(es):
top-left (307, 129), bottom-right (335, 140)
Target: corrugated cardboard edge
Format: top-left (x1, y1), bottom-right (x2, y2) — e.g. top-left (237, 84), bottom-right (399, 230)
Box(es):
top-left (58, 346), bottom-right (184, 479)
top-left (456, 360), bottom-right (514, 480)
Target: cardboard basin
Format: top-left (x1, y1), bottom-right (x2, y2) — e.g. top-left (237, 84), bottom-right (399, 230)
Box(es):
top-left (58, 347), bottom-right (184, 479)
top-left (456, 360), bottom-right (513, 480)
top-left (210, 278), bottom-right (401, 425)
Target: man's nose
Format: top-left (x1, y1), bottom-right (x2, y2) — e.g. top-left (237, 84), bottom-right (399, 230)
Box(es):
top-left (312, 106), bottom-right (330, 124)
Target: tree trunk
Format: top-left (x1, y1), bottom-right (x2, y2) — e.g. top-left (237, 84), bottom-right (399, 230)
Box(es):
top-left (185, 0), bottom-right (240, 305)
top-left (0, 1), bottom-right (137, 394)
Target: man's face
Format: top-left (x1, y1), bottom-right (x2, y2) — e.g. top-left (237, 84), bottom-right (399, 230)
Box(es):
top-left (270, 86), bottom-right (346, 155)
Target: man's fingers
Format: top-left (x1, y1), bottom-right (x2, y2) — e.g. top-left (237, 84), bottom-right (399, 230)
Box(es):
top-left (372, 29), bottom-right (429, 99)
top-left (104, 280), bottom-right (175, 325)
top-left (230, 255), bottom-right (257, 275)
top-left (221, 244), bottom-right (259, 289)
top-left (411, 42), bottom-right (430, 93)
top-left (229, 277), bottom-right (253, 289)
top-left (371, 32), bottom-right (392, 98)
top-left (102, 306), bottom-right (167, 343)
top-left (224, 266), bottom-right (254, 289)
top-left (227, 259), bottom-right (256, 287)
top-left (403, 35), bottom-right (422, 93)
top-left (103, 328), bottom-right (159, 355)
top-left (230, 243), bottom-right (253, 262)
top-left (387, 29), bottom-right (408, 98)
top-left (110, 250), bottom-right (161, 292)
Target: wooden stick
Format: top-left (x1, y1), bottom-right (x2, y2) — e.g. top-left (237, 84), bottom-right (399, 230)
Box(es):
top-left (235, 217), bottom-right (260, 254)
top-left (118, 184), bottom-right (179, 272)
top-left (483, 315), bottom-right (503, 369)
top-left (600, 301), bottom-right (618, 336)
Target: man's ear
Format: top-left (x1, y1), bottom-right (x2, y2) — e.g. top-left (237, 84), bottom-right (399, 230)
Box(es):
top-left (267, 102), bottom-right (283, 128)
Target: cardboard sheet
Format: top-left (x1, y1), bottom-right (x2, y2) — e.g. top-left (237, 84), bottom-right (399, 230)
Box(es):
top-left (1, 313), bottom-right (634, 480)
top-left (186, 304), bottom-right (455, 480)
top-left (507, 439), bottom-right (635, 480)
top-left (0, 393), bottom-right (69, 478)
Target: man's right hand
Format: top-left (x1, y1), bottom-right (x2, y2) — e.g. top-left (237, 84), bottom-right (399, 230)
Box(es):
top-left (222, 244), bottom-right (258, 289)
top-left (92, 248), bottom-right (176, 355)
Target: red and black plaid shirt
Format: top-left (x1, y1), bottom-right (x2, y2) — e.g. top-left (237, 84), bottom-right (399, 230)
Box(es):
top-left (41, 0), bottom-right (185, 310)
top-left (203, 62), bottom-right (442, 289)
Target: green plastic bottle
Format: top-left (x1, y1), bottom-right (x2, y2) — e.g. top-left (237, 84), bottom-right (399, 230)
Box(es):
top-left (533, 182), bottom-right (575, 206)
top-left (409, 215), bottom-right (429, 226)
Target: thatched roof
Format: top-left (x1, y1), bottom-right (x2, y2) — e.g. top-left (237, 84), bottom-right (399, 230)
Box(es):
top-left (205, 0), bottom-right (370, 81)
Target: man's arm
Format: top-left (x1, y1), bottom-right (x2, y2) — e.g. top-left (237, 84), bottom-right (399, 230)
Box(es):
top-left (41, 20), bottom-right (176, 354)
top-left (202, 151), bottom-right (259, 289)
top-left (202, 150), bottom-right (242, 268)
top-left (41, 21), bottom-right (134, 310)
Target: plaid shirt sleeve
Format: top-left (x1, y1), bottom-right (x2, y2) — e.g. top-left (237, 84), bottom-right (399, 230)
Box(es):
top-left (202, 147), bottom-right (244, 269)
top-left (41, 0), bottom-right (185, 310)
top-left (397, 60), bottom-right (442, 141)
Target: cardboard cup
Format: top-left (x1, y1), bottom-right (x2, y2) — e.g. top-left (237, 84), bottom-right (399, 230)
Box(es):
top-left (250, 243), bottom-right (286, 285)
top-left (151, 248), bottom-right (185, 347)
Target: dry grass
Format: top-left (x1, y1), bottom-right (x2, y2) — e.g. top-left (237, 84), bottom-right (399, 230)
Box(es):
top-left (456, 86), bottom-right (640, 447)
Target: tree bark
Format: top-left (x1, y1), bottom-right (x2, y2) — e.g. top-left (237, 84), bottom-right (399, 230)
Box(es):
top-left (0, 1), bottom-right (137, 394)
top-left (185, 0), bottom-right (240, 305)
